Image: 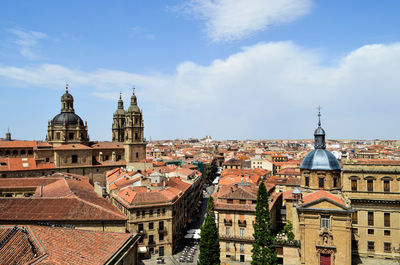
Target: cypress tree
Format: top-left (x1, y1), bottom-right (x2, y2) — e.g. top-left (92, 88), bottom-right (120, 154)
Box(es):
top-left (198, 196), bottom-right (220, 265)
top-left (251, 182), bottom-right (277, 265)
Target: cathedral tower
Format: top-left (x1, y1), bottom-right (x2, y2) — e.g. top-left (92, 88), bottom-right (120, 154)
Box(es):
top-left (123, 88), bottom-right (146, 163)
top-left (47, 84), bottom-right (89, 146)
top-left (112, 93), bottom-right (126, 142)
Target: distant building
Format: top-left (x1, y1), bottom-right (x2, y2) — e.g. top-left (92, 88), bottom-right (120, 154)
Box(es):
top-left (106, 167), bottom-right (203, 258)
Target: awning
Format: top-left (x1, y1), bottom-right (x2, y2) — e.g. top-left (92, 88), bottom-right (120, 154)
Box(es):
top-left (193, 234), bottom-right (201, 239)
top-left (184, 234), bottom-right (194, 239)
top-left (139, 246), bottom-right (148, 253)
top-left (187, 229), bottom-right (196, 234)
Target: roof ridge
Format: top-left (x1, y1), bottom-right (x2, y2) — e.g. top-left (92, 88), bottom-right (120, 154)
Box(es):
top-left (74, 196), bottom-right (127, 219)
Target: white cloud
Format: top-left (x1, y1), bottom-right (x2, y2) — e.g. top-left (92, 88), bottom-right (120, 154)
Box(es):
top-left (8, 28), bottom-right (47, 59)
top-left (176, 0), bottom-right (312, 42)
top-left (1, 41), bottom-right (400, 139)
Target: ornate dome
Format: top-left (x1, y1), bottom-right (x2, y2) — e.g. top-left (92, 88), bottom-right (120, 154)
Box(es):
top-left (300, 149), bottom-right (341, 171)
top-left (300, 108), bottom-right (341, 171)
top-left (51, 113), bottom-right (84, 126)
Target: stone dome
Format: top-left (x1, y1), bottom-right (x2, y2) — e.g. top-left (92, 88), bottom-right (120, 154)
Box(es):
top-left (51, 112), bottom-right (84, 126)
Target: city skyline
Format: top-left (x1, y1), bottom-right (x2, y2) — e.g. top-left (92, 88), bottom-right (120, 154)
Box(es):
top-left (1, 1), bottom-right (400, 141)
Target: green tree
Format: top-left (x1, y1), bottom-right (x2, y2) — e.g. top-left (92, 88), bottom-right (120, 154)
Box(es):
top-left (251, 182), bottom-right (277, 265)
top-left (198, 196), bottom-right (220, 265)
top-left (282, 220), bottom-right (295, 242)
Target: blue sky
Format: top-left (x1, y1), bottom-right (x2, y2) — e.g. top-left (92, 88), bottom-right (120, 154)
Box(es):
top-left (1, 0), bottom-right (400, 141)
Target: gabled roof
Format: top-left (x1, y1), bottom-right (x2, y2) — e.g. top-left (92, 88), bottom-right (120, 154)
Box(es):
top-left (0, 174), bottom-right (127, 221)
top-left (301, 190), bottom-right (346, 208)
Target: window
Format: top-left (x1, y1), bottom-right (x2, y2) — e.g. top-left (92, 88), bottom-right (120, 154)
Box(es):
top-left (135, 133), bottom-right (138, 140)
top-left (367, 180), bottom-right (373, 192)
top-left (384, 242), bottom-right (391, 253)
top-left (136, 152), bottom-right (139, 158)
top-left (367, 241), bottom-right (374, 252)
top-left (384, 230), bottom-right (391, 236)
top-left (69, 132), bottom-right (74, 140)
top-left (226, 227), bottom-right (230, 236)
top-left (240, 244), bottom-right (244, 253)
top-left (368, 229), bottom-right (374, 235)
top-left (384, 213), bottom-right (390, 227)
top-left (227, 199), bottom-right (233, 204)
top-left (159, 233), bottom-right (164, 241)
top-left (142, 210), bottom-right (145, 216)
top-left (226, 243), bottom-right (230, 251)
top-left (71, 155), bottom-right (78, 163)
top-left (305, 176), bottom-right (309, 187)
top-left (150, 210), bottom-right (153, 217)
top-left (333, 177), bottom-right (337, 188)
top-left (384, 180), bottom-right (390, 192)
top-left (149, 222), bottom-right (154, 230)
top-left (321, 215), bottom-right (330, 229)
top-left (319, 177), bottom-right (324, 188)
top-left (20, 150), bottom-right (26, 155)
top-left (138, 223), bottom-right (144, 232)
top-left (149, 235), bottom-right (154, 244)
top-left (46, 157), bottom-right (50, 162)
top-left (368, 212), bottom-right (374, 226)
top-left (56, 132), bottom-right (60, 140)
top-left (136, 211), bottom-right (140, 218)
top-left (239, 200), bottom-right (246, 204)
top-left (352, 211), bottom-right (358, 224)
top-left (27, 150), bottom-right (32, 155)
top-left (139, 236), bottom-right (144, 243)
top-left (162, 208), bottom-right (166, 215)
top-left (240, 228), bottom-right (244, 237)
top-left (105, 155), bottom-right (109, 160)
top-left (351, 179), bottom-right (357, 191)
top-left (159, 221), bottom-right (164, 230)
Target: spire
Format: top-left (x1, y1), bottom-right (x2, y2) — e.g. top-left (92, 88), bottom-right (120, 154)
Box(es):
top-left (130, 87), bottom-right (137, 105)
top-left (117, 92), bottom-right (124, 110)
top-left (318, 105), bottom-right (321, 127)
top-left (66, 83), bottom-right (69, 94)
top-left (314, 106), bottom-right (326, 149)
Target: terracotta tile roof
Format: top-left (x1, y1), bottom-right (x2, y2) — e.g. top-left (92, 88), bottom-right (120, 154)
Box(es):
top-left (347, 159), bottom-right (400, 165)
top-left (0, 157), bottom-right (56, 171)
top-left (0, 225), bottom-right (135, 265)
top-left (276, 167), bottom-right (300, 176)
top-left (223, 158), bottom-right (242, 166)
top-left (0, 226), bottom-right (46, 264)
top-left (90, 141), bottom-right (124, 149)
top-left (0, 174), bottom-right (126, 221)
top-left (302, 190), bottom-right (345, 207)
top-left (53, 144), bottom-right (92, 150)
top-left (0, 140), bottom-right (37, 148)
top-left (116, 186), bottom-right (180, 206)
top-left (166, 177), bottom-right (191, 193)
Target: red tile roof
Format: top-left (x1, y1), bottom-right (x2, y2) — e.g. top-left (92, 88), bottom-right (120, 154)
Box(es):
top-left (0, 157), bottom-right (55, 171)
top-left (302, 190), bottom-right (345, 207)
top-left (0, 225), bottom-right (135, 265)
top-left (0, 174), bottom-right (126, 221)
top-left (53, 144), bottom-right (92, 150)
top-left (0, 140), bottom-right (37, 148)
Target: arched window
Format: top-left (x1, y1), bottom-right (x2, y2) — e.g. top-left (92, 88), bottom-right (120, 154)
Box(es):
top-left (20, 150), bottom-right (26, 155)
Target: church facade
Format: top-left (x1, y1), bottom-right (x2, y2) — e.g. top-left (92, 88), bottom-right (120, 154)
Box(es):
top-left (0, 85), bottom-right (147, 184)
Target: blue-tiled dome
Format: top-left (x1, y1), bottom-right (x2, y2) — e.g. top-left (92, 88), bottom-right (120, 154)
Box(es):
top-left (300, 149), bottom-right (341, 171)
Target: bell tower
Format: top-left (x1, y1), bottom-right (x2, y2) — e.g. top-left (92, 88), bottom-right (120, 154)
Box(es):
top-left (123, 88), bottom-right (146, 163)
top-left (112, 93), bottom-right (126, 142)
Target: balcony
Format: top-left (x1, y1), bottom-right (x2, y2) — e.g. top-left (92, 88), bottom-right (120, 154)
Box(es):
top-left (224, 219), bottom-right (232, 226)
top-left (238, 220), bottom-right (247, 227)
top-left (220, 235), bottom-right (254, 243)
